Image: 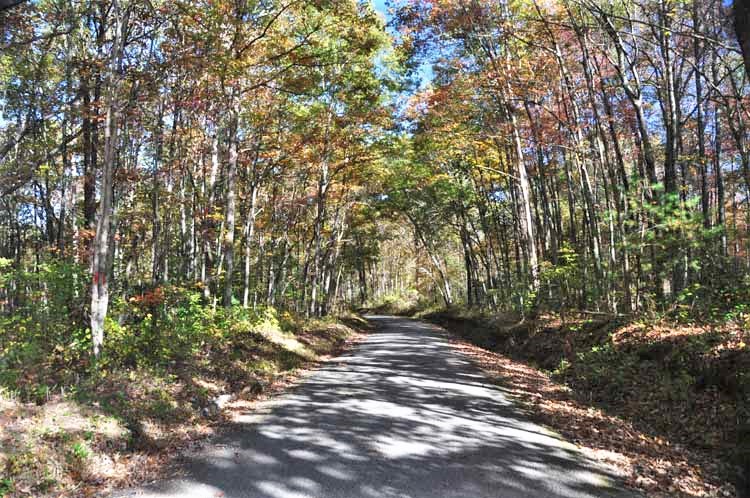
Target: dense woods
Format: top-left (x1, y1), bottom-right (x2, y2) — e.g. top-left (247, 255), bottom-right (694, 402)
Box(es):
top-left (371, 0), bottom-right (750, 319)
top-left (0, 0), bottom-right (393, 354)
top-left (2, 0), bottom-right (749, 360)
top-left (1, 0), bottom-right (750, 496)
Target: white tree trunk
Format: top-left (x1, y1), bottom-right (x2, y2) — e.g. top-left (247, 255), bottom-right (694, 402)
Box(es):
top-left (223, 100), bottom-right (239, 308)
top-left (91, 1), bottom-right (129, 357)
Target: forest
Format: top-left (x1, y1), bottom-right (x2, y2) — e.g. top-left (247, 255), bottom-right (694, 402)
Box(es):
top-left (0, 0), bottom-right (749, 497)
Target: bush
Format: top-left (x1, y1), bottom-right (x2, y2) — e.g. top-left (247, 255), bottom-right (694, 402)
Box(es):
top-left (102, 286), bottom-right (289, 368)
top-left (0, 271), bottom-right (295, 400)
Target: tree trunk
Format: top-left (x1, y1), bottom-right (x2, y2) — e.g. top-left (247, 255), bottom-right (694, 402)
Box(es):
top-left (734, 0), bottom-right (750, 79)
top-left (90, 2), bottom-right (129, 358)
top-left (222, 101), bottom-right (239, 308)
top-left (242, 182), bottom-right (258, 308)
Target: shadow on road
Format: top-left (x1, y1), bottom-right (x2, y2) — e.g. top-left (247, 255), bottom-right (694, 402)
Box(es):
top-left (116, 316), bottom-right (635, 498)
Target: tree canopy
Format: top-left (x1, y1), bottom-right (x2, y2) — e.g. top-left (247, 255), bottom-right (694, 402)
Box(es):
top-left (1, 0), bottom-right (750, 348)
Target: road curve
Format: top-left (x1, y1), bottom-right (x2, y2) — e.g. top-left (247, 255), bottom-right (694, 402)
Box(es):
top-left (113, 316), bottom-right (637, 498)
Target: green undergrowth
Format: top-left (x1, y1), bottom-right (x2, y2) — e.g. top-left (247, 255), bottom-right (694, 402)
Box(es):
top-left (420, 307), bottom-right (748, 480)
top-left (0, 286), bottom-right (369, 497)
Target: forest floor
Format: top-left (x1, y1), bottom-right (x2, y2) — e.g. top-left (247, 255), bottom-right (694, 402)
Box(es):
top-left (420, 309), bottom-right (748, 498)
top-left (0, 314), bottom-right (370, 498)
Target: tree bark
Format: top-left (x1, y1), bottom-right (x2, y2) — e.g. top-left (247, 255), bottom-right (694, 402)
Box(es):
top-left (222, 101), bottom-right (239, 308)
top-left (90, 1), bottom-right (129, 357)
top-left (735, 0), bottom-right (750, 79)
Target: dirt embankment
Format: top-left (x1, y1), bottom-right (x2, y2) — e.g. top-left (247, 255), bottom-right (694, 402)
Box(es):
top-left (0, 314), bottom-right (371, 498)
top-left (423, 309), bottom-right (748, 498)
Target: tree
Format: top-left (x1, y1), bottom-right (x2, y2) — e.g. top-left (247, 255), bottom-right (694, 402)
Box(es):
top-left (735, 0), bottom-right (750, 78)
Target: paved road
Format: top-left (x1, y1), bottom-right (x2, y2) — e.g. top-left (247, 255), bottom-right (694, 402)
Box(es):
top-left (114, 316), bottom-right (637, 498)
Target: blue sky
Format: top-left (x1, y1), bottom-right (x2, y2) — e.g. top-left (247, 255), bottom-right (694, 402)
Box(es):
top-left (371, 0), bottom-right (434, 89)
top-left (373, 0), bottom-right (389, 17)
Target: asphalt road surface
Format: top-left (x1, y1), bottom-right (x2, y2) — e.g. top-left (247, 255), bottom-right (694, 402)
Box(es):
top-left (113, 315), bottom-right (638, 498)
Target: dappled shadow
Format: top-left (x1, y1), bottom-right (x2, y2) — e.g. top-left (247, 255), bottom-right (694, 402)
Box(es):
top-left (433, 315), bottom-right (740, 496)
top-left (113, 316), bottom-right (636, 498)
top-left (426, 310), bottom-right (743, 453)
